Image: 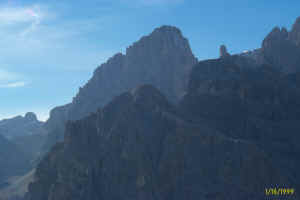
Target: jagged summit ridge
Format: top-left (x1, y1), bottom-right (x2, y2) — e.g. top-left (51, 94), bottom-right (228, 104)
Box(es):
top-left (25, 112), bottom-right (38, 121)
top-left (126, 25), bottom-right (190, 55)
top-left (43, 25), bottom-right (197, 149)
top-left (0, 112), bottom-right (45, 139)
top-left (56, 25), bottom-right (196, 120)
top-left (262, 26), bottom-right (288, 48)
top-left (72, 24), bottom-right (196, 112)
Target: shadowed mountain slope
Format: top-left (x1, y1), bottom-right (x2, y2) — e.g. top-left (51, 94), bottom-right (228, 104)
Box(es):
top-left (26, 85), bottom-right (297, 200)
top-left (0, 135), bottom-right (31, 185)
top-left (43, 25), bottom-right (197, 151)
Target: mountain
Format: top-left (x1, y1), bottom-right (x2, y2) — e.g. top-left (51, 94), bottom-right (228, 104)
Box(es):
top-left (0, 113), bottom-right (46, 140)
top-left (0, 134), bottom-right (30, 186)
top-left (26, 18), bottom-right (300, 199)
top-left (25, 85), bottom-right (296, 200)
top-left (43, 25), bottom-right (197, 150)
top-left (180, 56), bottom-right (300, 189)
top-left (12, 133), bottom-right (47, 161)
top-left (240, 17), bottom-right (300, 73)
top-left (0, 113), bottom-right (45, 200)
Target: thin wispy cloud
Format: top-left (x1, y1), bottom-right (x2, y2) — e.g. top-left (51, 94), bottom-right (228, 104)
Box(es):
top-left (0, 69), bottom-right (18, 81)
top-left (0, 5), bottom-right (42, 24)
top-left (0, 69), bottom-right (27, 88)
top-left (0, 3), bottom-right (112, 71)
top-left (0, 81), bottom-right (26, 88)
top-left (0, 4), bottom-right (45, 36)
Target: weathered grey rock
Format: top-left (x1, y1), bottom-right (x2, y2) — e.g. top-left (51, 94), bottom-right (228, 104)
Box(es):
top-left (219, 44), bottom-right (230, 58)
top-left (24, 113), bottom-right (37, 121)
top-left (43, 25), bottom-right (197, 151)
top-left (238, 18), bottom-right (300, 74)
top-left (261, 24), bottom-right (300, 73)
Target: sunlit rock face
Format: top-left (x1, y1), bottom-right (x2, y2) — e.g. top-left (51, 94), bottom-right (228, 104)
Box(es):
top-left (69, 25), bottom-right (197, 120)
top-left (43, 25), bottom-right (197, 150)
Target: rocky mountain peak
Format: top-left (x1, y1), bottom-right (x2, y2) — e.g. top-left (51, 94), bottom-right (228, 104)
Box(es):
top-left (219, 44), bottom-right (230, 58)
top-left (126, 25), bottom-right (193, 57)
top-left (262, 27), bottom-right (288, 48)
top-left (43, 25), bottom-right (197, 150)
top-left (0, 112), bottom-right (45, 139)
top-left (289, 16), bottom-right (300, 45)
top-left (69, 25), bottom-right (196, 117)
top-left (261, 23), bottom-right (300, 73)
top-left (25, 112), bottom-right (38, 121)
top-left (153, 25), bottom-right (182, 34)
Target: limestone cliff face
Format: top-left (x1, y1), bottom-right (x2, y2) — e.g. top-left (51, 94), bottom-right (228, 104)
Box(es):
top-left (69, 25), bottom-right (197, 120)
top-left (26, 85), bottom-right (293, 200)
top-left (43, 26), bottom-right (197, 150)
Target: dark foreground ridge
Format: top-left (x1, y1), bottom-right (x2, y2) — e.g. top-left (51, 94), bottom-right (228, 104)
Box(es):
top-left (26, 63), bottom-right (300, 199)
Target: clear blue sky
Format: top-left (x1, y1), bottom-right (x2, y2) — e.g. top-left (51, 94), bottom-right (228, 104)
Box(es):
top-left (0, 0), bottom-right (299, 121)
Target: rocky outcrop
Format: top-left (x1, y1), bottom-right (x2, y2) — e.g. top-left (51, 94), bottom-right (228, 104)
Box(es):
top-left (237, 18), bottom-right (300, 74)
top-left (0, 113), bottom-right (45, 140)
top-left (43, 25), bottom-right (197, 151)
top-left (261, 26), bottom-right (300, 73)
top-left (219, 45), bottom-right (230, 58)
top-left (42, 104), bottom-right (71, 151)
top-left (68, 25), bottom-right (197, 118)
